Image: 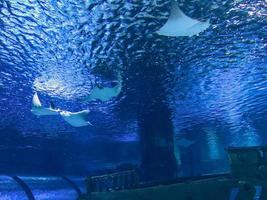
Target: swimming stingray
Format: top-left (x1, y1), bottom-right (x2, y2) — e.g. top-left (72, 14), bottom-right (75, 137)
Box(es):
top-left (83, 76), bottom-right (122, 102)
top-left (31, 93), bottom-right (92, 127)
top-left (176, 138), bottom-right (196, 148)
top-left (156, 0), bottom-right (210, 37)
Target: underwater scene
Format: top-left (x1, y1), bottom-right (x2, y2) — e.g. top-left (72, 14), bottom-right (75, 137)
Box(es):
top-left (0, 0), bottom-right (266, 199)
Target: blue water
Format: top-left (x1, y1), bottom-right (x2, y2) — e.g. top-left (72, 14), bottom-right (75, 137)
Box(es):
top-left (0, 0), bottom-right (266, 198)
top-left (0, 176), bottom-right (85, 200)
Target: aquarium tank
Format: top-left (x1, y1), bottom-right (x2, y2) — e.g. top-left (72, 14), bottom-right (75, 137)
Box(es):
top-left (0, 0), bottom-right (266, 199)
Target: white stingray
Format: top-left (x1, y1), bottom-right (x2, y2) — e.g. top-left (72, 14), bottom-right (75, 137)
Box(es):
top-left (84, 84), bottom-right (121, 102)
top-left (156, 1), bottom-right (210, 37)
top-left (31, 93), bottom-right (92, 127)
top-left (83, 76), bottom-right (122, 102)
top-left (60, 110), bottom-right (92, 127)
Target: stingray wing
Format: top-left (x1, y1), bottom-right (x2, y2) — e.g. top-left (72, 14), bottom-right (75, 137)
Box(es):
top-left (32, 93), bottom-right (42, 107)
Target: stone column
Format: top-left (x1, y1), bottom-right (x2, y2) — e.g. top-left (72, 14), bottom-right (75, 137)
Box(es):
top-left (131, 58), bottom-right (177, 182)
top-left (138, 101), bottom-right (177, 181)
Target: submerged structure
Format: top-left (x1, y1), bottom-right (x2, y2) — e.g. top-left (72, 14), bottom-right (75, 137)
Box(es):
top-left (1, 147), bottom-right (266, 199)
top-left (80, 146), bottom-right (267, 200)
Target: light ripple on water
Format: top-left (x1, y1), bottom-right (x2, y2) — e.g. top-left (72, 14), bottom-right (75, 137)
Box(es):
top-left (0, 0), bottom-right (266, 170)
